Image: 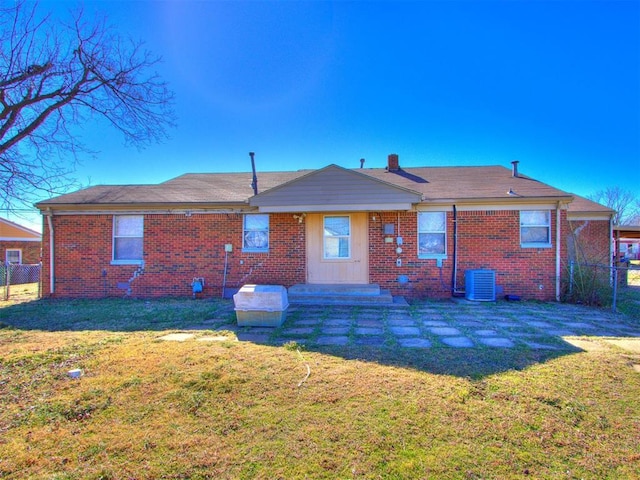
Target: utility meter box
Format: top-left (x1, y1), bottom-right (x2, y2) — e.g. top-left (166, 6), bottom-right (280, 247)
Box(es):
top-left (233, 284), bottom-right (289, 327)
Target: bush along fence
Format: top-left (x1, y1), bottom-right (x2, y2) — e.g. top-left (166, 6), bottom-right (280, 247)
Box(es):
top-left (1, 262), bottom-right (42, 301)
top-left (565, 260), bottom-right (639, 313)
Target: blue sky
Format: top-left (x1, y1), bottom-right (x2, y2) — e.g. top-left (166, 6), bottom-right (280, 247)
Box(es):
top-left (11, 1), bottom-right (640, 231)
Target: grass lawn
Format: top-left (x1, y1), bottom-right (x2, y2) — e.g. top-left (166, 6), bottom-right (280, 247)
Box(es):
top-left (1, 298), bottom-right (639, 479)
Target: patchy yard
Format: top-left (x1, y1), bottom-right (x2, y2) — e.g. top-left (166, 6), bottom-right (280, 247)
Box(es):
top-left (0, 298), bottom-right (639, 479)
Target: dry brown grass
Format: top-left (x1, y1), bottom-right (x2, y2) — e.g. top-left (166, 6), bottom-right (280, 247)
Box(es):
top-left (1, 323), bottom-right (639, 479)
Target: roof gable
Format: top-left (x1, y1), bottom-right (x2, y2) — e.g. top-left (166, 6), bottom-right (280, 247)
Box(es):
top-left (249, 164), bottom-right (423, 212)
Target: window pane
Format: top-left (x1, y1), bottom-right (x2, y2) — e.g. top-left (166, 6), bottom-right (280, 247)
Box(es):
top-left (324, 216), bottom-right (350, 236)
top-left (6, 250), bottom-right (21, 264)
top-left (113, 216), bottom-right (143, 261)
top-left (419, 212), bottom-right (445, 232)
top-left (521, 210), bottom-right (550, 246)
top-left (243, 214), bottom-right (269, 250)
top-left (521, 210), bottom-right (549, 226)
top-left (114, 238), bottom-right (143, 260)
top-left (115, 216), bottom-right (143, 236)
top-left (324, 216), bottom-right (350, 258)
top-left (419, 233), bottom-right (445, 255)
top-left (244, 214), bottom-right (269, 231)
top-left (244, 231), bottom-right (269, 249)
top-left (521, 226), bottom-right (549, 244)
top-left (325, 237), bottom-right (350, 258)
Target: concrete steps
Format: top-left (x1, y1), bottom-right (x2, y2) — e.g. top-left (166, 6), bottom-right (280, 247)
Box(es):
top-left (288, 283), bottom-right (401, 306)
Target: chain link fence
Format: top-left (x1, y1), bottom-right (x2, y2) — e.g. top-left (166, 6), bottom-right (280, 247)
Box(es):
top-left (566, 260), bottom-right (640, 316)
top-left (0, 262), bottom-right (41, 302)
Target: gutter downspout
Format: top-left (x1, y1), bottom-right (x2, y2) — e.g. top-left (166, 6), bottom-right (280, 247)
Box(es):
top-left (555, 203), bottom-right (561, 302)
top-left (451, 204), bottom-right (464, 295)
top-left (46, 211), bottom-right (55, 295)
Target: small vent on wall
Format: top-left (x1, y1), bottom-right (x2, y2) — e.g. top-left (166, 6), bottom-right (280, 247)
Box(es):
top-left (465, 270), bottom-right (496, 301)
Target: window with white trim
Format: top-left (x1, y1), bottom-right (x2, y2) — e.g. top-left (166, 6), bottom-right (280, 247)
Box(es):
top-left (418, 211), bottom-right (446, 257)
top-left (520, 210), bottom-right (551, 247)
top-left (324, 215), bottom-right (350, 259)
top-left (6, 249), bottom-right (22, 264)
top-left (243, 214), bottom-right (269, 252)
top-left (113, 215), bottom-right (144, 263)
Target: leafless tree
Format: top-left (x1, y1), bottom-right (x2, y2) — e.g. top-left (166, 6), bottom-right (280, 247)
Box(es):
top-left (0, 1), bottom-right (174, 211)
top-left (589, 186), bottom-right (640, 225)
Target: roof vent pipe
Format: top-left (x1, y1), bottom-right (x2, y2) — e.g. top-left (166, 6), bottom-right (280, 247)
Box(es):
top-left (360, 158), bottom-right (365, 168)
top-left (511, 160), bottom-right (519, 178)
top-left (249, 151), bottom-right (258, 195)
top-left (387, 153), bottom-right (399, 172)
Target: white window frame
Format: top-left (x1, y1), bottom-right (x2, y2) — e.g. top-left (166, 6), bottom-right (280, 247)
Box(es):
top-left (418, 211), bottom-right (447, 259)
top-left (112, 215), bottom-right (144, 264)
top-left (323, 215), bottom-right (351, 260)
top-left (243, 214), bottom-right (269, 252)
top-left (520, 210), bottom-right (551, 248)
top-left (5, 248), bottom-right (22, 264)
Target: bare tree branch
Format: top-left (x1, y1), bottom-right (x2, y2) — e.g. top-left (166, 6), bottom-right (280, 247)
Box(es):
top-left (0, 1), bottom-right (175, 212)
top-left (588, 186), bottom-right (639, 225)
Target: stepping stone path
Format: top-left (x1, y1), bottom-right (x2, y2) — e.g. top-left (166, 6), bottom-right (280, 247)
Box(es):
top-left (157, 300), bottom-right (639, 354)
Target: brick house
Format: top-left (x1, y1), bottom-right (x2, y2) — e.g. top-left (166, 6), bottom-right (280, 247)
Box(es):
top-left (0, 217), bottom-right (41, 265)
top-left (35, 155), bottom-right (613, 301)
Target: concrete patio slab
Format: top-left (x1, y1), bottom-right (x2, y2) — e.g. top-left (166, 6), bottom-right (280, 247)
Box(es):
top-left (207, 299), bottom-right (639, 352)
top-left (282, 327), bottom-right (315, 335)
top-left (440, 336), bottom-right (474, 348)
top-left (388, 318), bottom-right (417, 327)
top-left (398, 338), bottom-right (432, 348)
top-left (356, 319), bottom-right (384, 328)
top-left (321, 326), bottom-right (351, 335)
top-left (525, 321), bottom-right (555, 328)
top-left (389, 326), bottom-right (422, 336)
top-left (475, 329), bottom-right (499, 336)
top-left (355, 327), bottom-right (384, 335)
top-left (430, 327), bottom-right (462, 336)
top-left (478, 337), bottom-right (515, 348)
top-left (290, 318), bottom-right (319, 326)
top-left (316, 336), bottom-right (349, 346)
top-left (423, 320), bottom-right (449, 327)
top-left (324, 318), bottom-right (352, 327)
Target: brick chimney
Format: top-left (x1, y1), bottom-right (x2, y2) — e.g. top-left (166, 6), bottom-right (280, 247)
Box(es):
top-left (387, 153), bottom-right (399, 172)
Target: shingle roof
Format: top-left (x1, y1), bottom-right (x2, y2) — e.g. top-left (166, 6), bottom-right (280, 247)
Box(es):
top-left (362, 166), bottom-right (570, 201)
top-left (35, 164), bottom-right (607, 214)
top-left (565, 194), bottom-right (615, 214)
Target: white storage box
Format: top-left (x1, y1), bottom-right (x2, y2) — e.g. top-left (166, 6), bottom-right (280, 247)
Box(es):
top-left (233, 284), bottom-right (289, 327)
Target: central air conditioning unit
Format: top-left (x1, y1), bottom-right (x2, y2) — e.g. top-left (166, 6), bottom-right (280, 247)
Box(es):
top-left (465, 269), bottom-right (496, 301)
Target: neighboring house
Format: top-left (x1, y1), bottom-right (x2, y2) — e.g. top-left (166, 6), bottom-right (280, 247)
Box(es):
top-left (0, 217), bottom-right (41, 265)
top-left (613, 225), bottom-right (640, 260)
top-left (35, 155), bottom-right (614, 301)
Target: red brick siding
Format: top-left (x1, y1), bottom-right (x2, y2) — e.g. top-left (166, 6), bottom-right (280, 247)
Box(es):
top-left (1, 241), bottom-right (41, 264)
top-left (369, 209), bottom-right (570, 301)
top-left (41, 208), bottom-right (608, 301)
top-left (568, 219), bottom-right (611, 264)
top-left (453, 210), bottom-right (565, 301)
top-left (41, 213), bottom-right (305, 298)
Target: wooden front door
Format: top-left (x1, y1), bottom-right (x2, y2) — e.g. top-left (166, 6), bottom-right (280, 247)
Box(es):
top-left (306, 213), bottom-right (369, 284)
